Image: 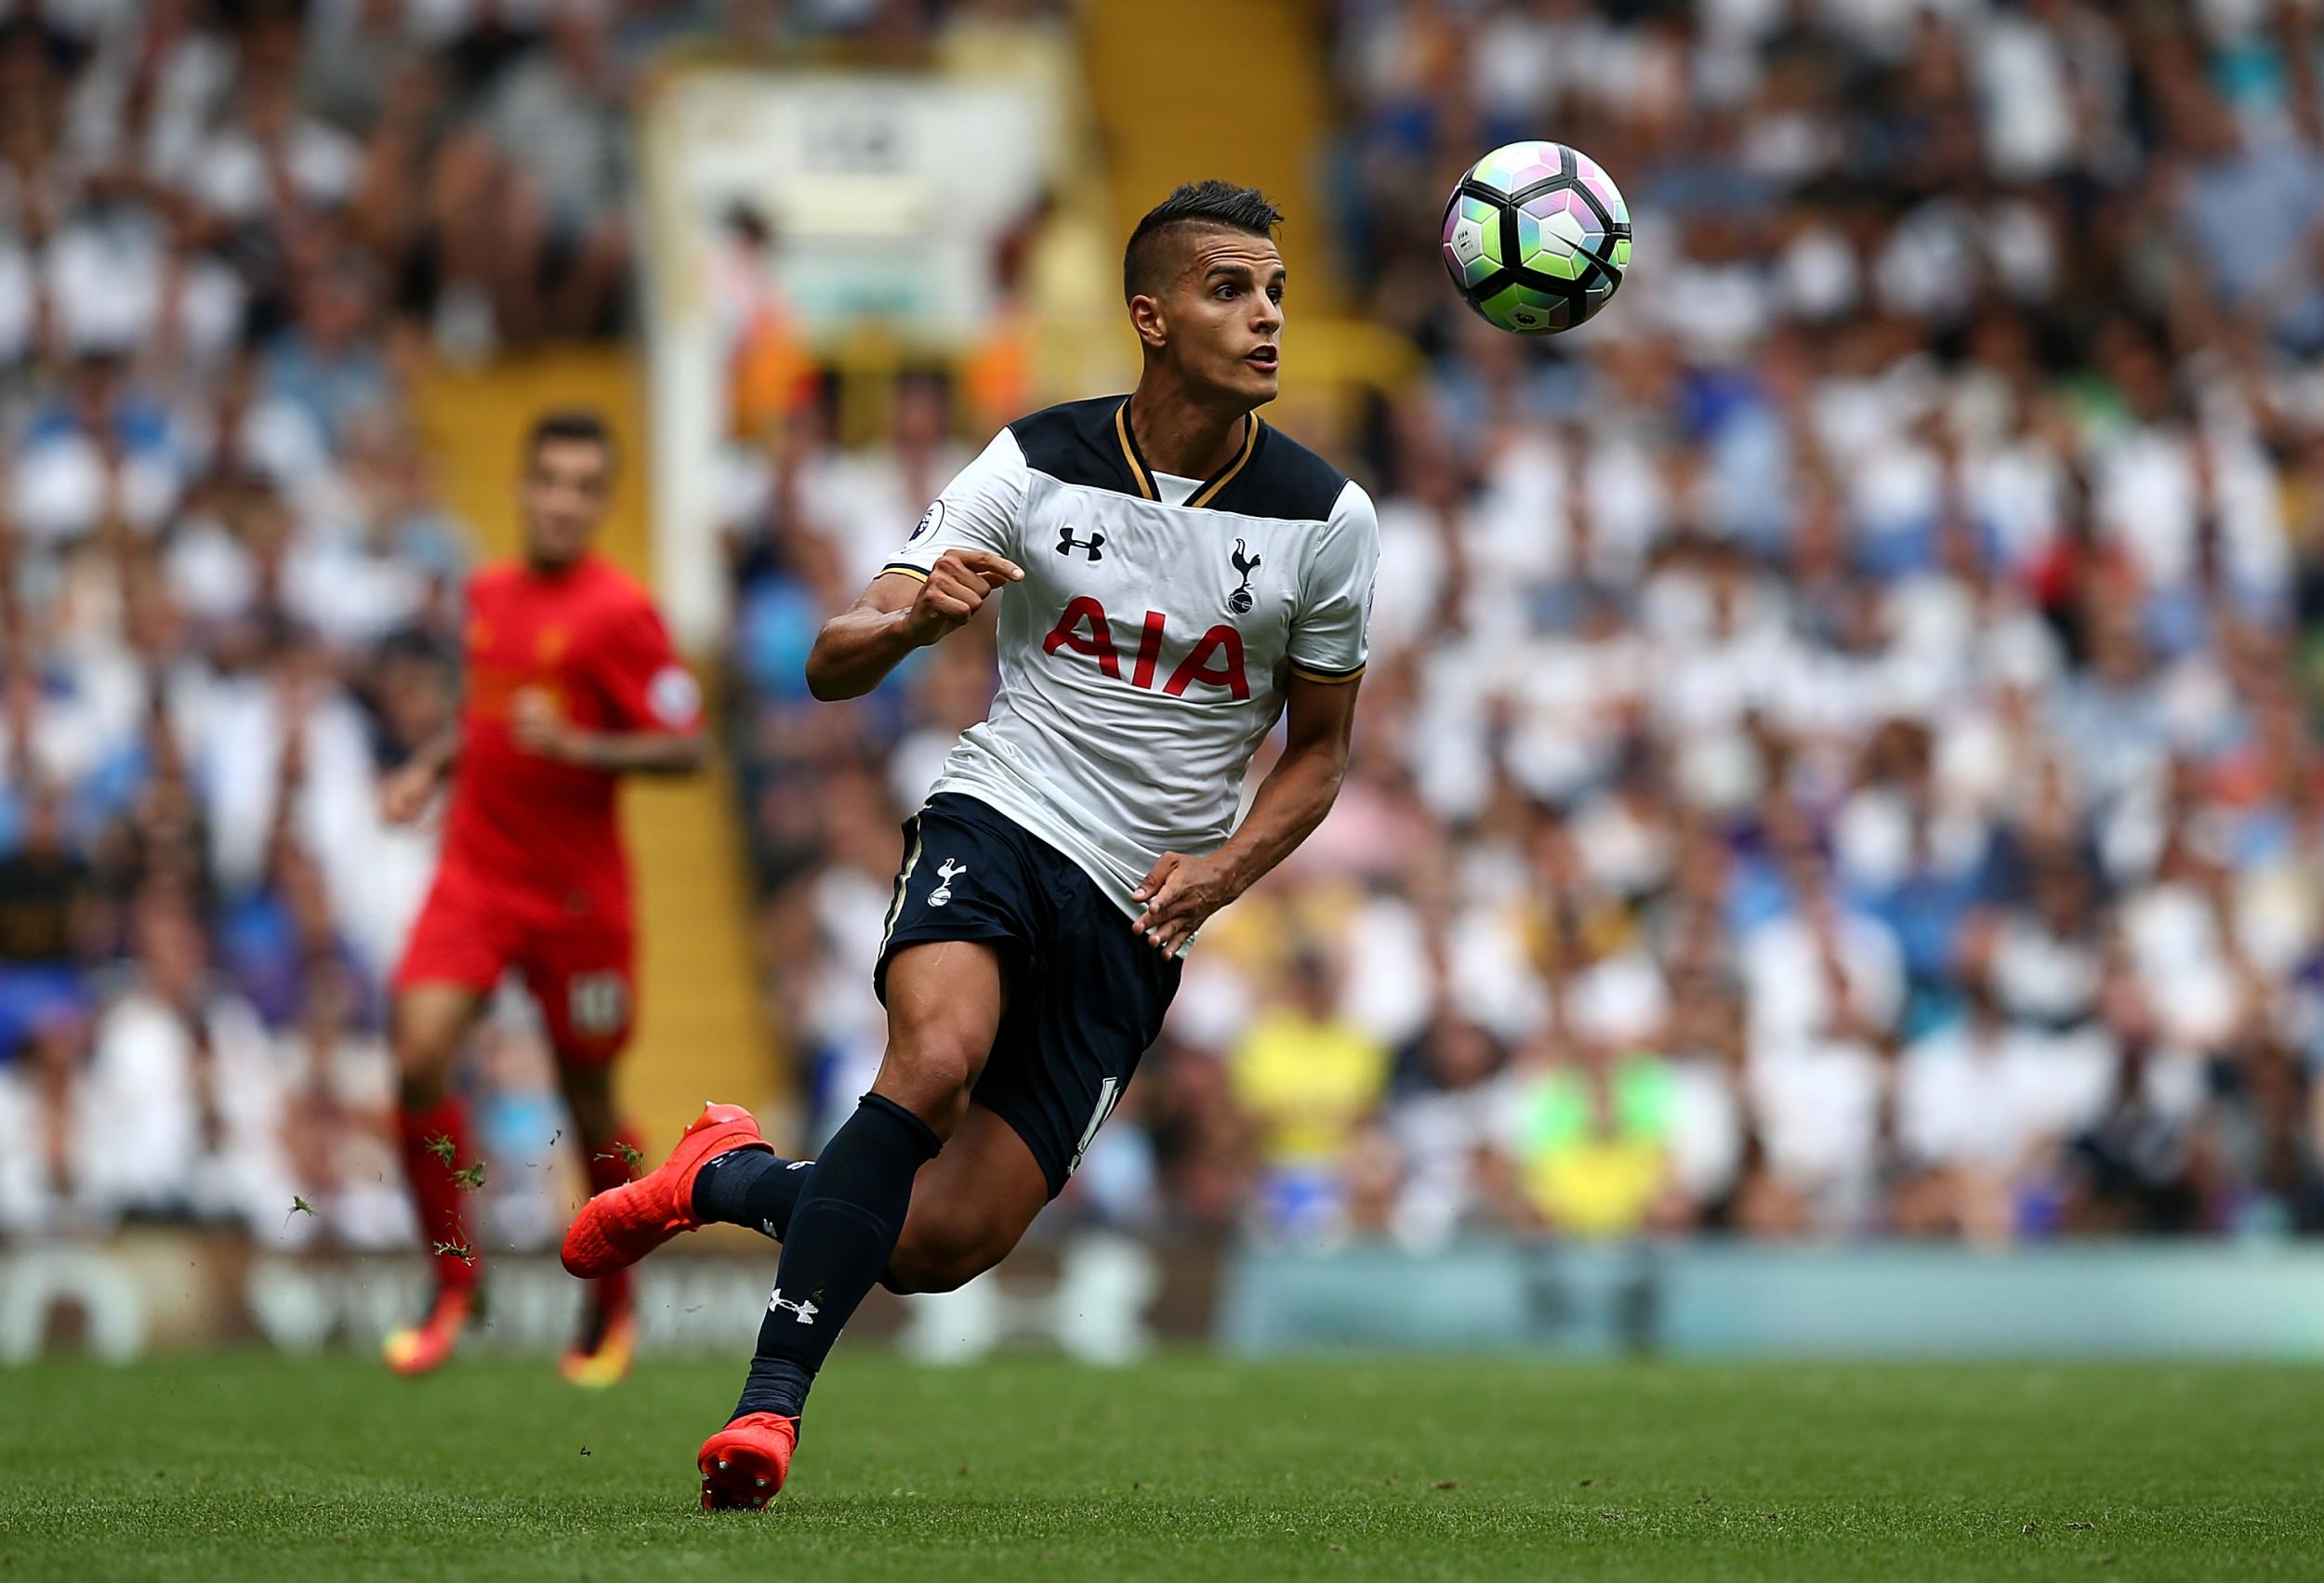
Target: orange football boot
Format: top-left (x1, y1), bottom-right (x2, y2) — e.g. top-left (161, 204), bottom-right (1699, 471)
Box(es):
top-left (559, 1284), bottom-right (638, 1389)
top-left (383, 1284), bottom-right (479, 1377)
top-left (561, 1102), bottom-right (772, 1279)
top-left (698, 1413), bottom-right (799, 1510)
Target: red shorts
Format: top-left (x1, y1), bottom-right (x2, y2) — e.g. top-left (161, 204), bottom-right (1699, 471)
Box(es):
top-left (393, 867), bottom-right (635, 1063)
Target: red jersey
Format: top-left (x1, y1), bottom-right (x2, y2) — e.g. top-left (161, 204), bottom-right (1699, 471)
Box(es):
top-left (440, 554), bottom-right (702, 926)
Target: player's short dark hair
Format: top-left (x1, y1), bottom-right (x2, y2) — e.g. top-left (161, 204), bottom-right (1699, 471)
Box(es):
top-left (1122, 180), bottom-right (1283, 304)
top-left (525, 409), bottom-right (616, 471)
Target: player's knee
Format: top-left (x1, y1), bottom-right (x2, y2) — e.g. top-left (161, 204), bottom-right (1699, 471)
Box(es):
top-left (880, 1028), bottom-right (984, 1113)
top-left (394, 1025), bottom-right (453, 1080)
top-left (391, 998), bottom-right (467, 1101)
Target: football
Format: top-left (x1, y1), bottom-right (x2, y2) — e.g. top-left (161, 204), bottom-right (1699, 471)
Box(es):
top-left (1440, 140), bottom-right (1631, 335)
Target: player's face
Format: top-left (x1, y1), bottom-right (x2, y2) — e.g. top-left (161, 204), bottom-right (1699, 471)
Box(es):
top-left (522, 438), bottom-right (613, 567)
top-left (1163, 231), bottom-right (1285, 404)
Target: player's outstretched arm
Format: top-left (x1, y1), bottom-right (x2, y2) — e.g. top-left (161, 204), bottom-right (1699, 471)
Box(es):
top-left (1129, 671), bottom-right (1362, 956)
top-left (805, 549), bottom-right (1023, 701)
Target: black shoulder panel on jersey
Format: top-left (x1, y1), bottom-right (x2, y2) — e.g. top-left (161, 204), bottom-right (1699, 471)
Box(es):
top-left (1205, 421), bottom-right (1351, 523)
top-left (1007, 396), bottom-right (1144, 497)
top-left (1009, 399), bottom-right (1350, 520)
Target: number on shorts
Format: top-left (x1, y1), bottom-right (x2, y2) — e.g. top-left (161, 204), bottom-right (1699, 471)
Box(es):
top-left (568, 972), bottom-right (628, 1036)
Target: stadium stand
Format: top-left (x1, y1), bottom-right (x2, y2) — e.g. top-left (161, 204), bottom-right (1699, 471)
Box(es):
top-left (727, 0), bottom-right (2324, 1247)
top-left (7, 0), bottom-right (2324, 1270)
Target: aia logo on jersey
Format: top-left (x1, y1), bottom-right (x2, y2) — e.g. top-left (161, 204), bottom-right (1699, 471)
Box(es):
top-left (1228, 538), bottom-right (1261, 614)
top-left (1042, 598), bottom-right (1248, 700)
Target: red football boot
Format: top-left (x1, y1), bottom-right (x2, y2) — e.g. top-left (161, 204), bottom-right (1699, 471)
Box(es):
top-left (561, 1102), bottom-right (772, 1279)
top-left (383, 1284), bottom-right (480, 1378)
top-left (698, 1413), bottom-right (799, 1510)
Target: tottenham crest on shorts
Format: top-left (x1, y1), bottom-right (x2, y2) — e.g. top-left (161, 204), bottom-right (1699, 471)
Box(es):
top-left (929, 858), bottom-right (966, 907)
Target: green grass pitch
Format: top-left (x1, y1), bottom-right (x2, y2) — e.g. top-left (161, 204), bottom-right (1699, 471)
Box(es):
top-left (4, 1352), bottom-right (2320, 1580)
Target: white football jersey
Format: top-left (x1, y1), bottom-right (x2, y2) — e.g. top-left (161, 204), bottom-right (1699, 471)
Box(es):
top-left (880, 396), bottom-right (1378, 919)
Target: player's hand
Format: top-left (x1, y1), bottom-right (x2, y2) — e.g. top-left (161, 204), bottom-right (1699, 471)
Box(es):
top-left (905, 549), bottom-right (1023, 646)
top-left (1129, 851), bottom-right (1242, 957)
top-left (379, 761), bottom-right (440, 824)
top-left (510, 688), bottom-right (577, 761)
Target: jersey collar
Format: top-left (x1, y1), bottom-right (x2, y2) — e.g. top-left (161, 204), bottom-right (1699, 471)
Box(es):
top-left (522, 549), bottom-right (601, 583)
top-left (1113, 398), bottom-right (1261, 508)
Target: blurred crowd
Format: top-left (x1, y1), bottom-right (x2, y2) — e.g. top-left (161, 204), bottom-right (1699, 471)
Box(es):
top-left (10, 0), bottom-right (2324, 1261)
top-left (731, 0), bottom-right (2324, 1248)
top-left (0, 0), bottom-right (1044, 1254)
top-left (0, 0), bottom-right (687, 1248)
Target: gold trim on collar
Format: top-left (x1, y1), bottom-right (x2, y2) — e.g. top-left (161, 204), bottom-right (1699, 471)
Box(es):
top-left (1186, 416), bottom-right (1260, 508)
top-left (1114, 401), bottom-right (1156, 501)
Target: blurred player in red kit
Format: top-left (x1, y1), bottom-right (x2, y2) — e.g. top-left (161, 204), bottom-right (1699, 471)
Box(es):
top-left (380, 411), bottom-right (705, 1383)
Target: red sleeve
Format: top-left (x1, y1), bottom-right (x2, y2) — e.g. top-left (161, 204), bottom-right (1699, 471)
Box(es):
top-left (588, 599), bottom-right (703, 733)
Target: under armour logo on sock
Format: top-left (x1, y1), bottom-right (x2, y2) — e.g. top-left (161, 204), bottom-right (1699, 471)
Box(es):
top-left (769, 1288), bottom-right (818, 1325)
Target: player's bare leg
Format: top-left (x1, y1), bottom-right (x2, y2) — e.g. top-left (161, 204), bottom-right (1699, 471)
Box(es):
top-left (562, 1098), bottom-right (1046, 1286)
top-left (698, 939), bottom-right (1004, 1510)
top-left (385, 983), bottom-right (490, 1376)
top-left (688, 1117), bottom-right (1041, 1510)
top-left (880, 1103), bottom-right (1050, 1294)
top-left (553, 1057), bottom-right (651, 1387)
top-left (558, 1065), bottom-right (1050, 1495)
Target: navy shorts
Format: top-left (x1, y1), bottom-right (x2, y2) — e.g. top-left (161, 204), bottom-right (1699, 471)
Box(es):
top-left (874, 793), bottom-right (1181, 1197)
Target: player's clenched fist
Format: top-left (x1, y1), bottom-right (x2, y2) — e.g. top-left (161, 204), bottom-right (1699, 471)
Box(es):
top-left (1129, 850), bottom-right (1244, 957)
top-left (905, 549), bottom-right (1023, 645)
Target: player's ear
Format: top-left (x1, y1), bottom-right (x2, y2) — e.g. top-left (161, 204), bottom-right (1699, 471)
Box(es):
top-left (1128, 292), bottom-right (1169, 351)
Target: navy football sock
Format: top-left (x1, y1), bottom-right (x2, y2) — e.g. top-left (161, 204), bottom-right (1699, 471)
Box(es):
top-left (693, 1147), bottom-right (814, 1241)
top-left (732, 1092), bottom-right (941, 1421)
top-left (693, 1139), bottom-right (915, 1290)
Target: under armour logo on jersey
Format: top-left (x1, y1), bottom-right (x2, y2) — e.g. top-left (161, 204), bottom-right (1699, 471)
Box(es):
top-left (1228, 538), bottom-right (1261, 614)
top-left (1057, 525), bottom-right (1104, 561)
top-left (929, 858), bottom-right (967, 907)
top-left (769, 1288), bottom-right (817, 1325)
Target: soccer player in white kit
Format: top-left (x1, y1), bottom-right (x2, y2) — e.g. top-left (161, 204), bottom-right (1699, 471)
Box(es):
top-left (561, 180), bottom-right (1379, 1507)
